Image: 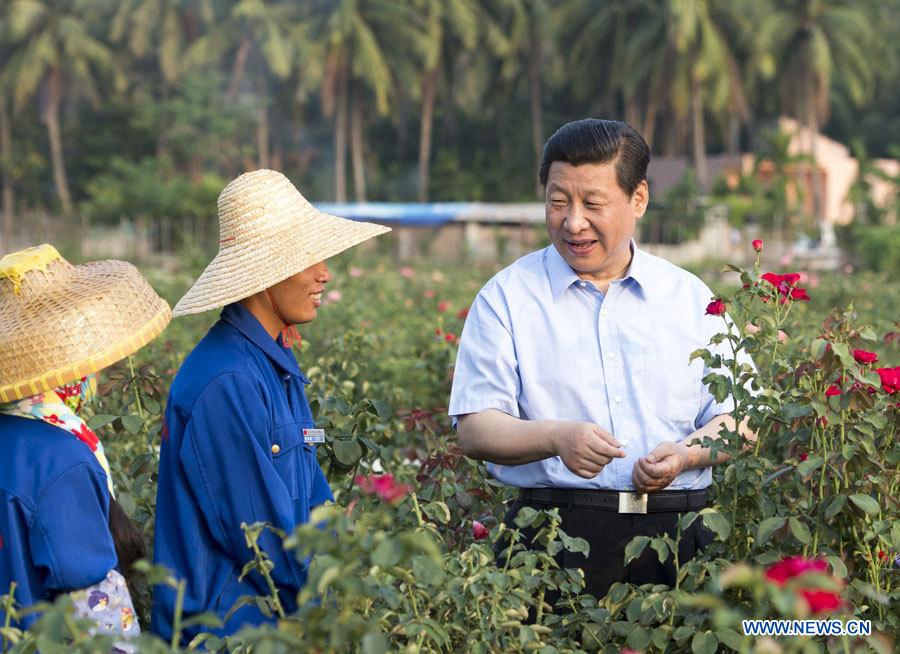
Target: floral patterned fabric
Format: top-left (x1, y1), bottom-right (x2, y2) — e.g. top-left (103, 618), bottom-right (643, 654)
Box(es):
top-left (70, 568), bottom-right (140, 647)
top-left (0, 374), bottom-right (114, 496)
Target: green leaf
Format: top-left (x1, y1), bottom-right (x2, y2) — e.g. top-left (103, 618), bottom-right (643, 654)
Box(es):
top-left (624, 536), bottom-right (650, 564)
top-left (651, 539), bottom-right (670, 564)
top-left (781, 403), bottom-right (813, 419)
top-left (121, 414), bottom-right (143, 435)
top-left (849, 493), bottom-right (881, 516)
top-left (421, 501), bottom-right (451, 524)
top-left (692, 632), bottom-right (718, 654)
top-left (825, 495), bottom-right (847, 520)
top-left (701, 509), bottom-right (731, 541)
top-left (797, 456), bottom-right (824, 477)
top-left (673, 626), bottom-right (693, 643)
top-left (627, 626), bottom-right (651, 651)
top-left (755, 516), bottom-right (785, 546)
top-left (86, 414), bottom-right (117, 430)
top-left (789, 517), bottom-right (811, 544)
top-left (332, 439), bottom-right (363, 466)
top-left (371, 399), bottom-right (391, 420)
top-left (361, 633), bottom-right (388, 654)
top-left (810, 338), bottom-right (828, 360)
top-left (715, 627), bottom-right (745, 650)
top-left (721, 264), bottom-right (743, 273)
top-left (117, 492), bottom-right (137, 517)
top-left (411, 555), bottom-right (445, 587)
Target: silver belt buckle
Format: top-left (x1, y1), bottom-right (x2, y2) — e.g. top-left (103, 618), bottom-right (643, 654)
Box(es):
top-left (618, 492), bottom-right (648, 514)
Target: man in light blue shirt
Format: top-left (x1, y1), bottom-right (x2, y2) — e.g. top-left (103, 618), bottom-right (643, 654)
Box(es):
top-left (449, 118), bottom-right (753, 599)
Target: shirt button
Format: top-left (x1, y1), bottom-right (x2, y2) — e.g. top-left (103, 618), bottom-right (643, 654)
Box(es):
top-left (601, 308), bottom-right (609, 316)
top-left (607, 352), bottom-right (615, 359)
top-left (271, 444), bottom-right (280, 454)
top-left (619, 439), bottom-right (629, 446)
top-left (614, 396), bottom-right (622, 403)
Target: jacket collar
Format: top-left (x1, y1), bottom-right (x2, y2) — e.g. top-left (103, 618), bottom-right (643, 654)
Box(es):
top-left (219, 302), bottom-right (309, 383)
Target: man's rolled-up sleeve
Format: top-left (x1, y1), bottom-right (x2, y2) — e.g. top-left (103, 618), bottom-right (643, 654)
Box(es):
top-left (179, 373), bottom-right (306, 604)
top-left (449, 286), bottom-right (521, 420)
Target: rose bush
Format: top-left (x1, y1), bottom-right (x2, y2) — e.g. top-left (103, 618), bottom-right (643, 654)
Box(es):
top-left (3, 248), bottom-right (899, 653)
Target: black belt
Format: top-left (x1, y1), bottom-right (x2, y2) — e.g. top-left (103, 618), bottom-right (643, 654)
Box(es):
top-left (519, 488), bottom-right (707, 514)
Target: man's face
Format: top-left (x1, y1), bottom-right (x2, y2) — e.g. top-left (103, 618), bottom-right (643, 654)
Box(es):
top-left (545, 160), bottom-right (648, 282)
top-left (268, 260), bottom-right (331, 325)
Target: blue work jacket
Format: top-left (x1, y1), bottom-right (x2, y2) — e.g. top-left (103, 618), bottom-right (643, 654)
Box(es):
top-left (151, 303), bottom-right (333, 643)
top-left (0, 415), bottom-right (116, 629)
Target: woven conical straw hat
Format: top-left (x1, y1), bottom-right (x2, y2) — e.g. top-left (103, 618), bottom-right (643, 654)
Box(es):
top-left (0, 245), bottom-right (172, 403)
top-left (173, 169), bottom-right (391, 316)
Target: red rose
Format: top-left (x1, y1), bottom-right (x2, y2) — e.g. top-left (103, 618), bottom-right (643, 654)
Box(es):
top-left (437, 301), bottom-right (450, 312)
top-left (705, 299), bottom-right (725, 316)
top-left (753, 239), bottom-right (764, 252)
top-left (876, 367), bottom-right (900, 394)
top-left (435, 328), bottom-right (442, 335)
top-left (825, 384), bottom-right (841, 396)
top-left (765, 556), bottom-right (828, 585)
top-left (799, 452), bottom-right (808, 462)
top-left (472, 520), bottom-right (489, 540)
top-left (800, 589), bottom-right (843, 614)
top-left (444, 333), bottom-right (456, 343)
top-left (456, 308), bottom-right (469, 320)
top-left (789, 287), bottom-right (810, 301)
top-left (853, 349), bottom-right (878, 364)
top-left (355, 474), bottom-right (411, 505)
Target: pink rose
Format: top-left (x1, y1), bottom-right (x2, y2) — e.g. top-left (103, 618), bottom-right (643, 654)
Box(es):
top-left (752, 239), bottom-right (763, 252)
top-left (472, 521), bottom-right (489, 540)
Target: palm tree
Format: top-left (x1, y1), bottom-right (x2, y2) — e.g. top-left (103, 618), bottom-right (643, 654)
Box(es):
top-left (758, 0), bottom-right (879, 225)
top-left (108, 0), bottom-right (211, 160)
top-left (415, 0), bottom-right (479, 202)
top-left (1, 0), bottom-right (116, 214)
top-left (0, 15), bottom-right (15, 236)
top-left (555, 0), bottom-right (752, 186)
top-left (184, 0), bottom-right (294, 169)
top-left (311, 0), bottom-right (421, 202)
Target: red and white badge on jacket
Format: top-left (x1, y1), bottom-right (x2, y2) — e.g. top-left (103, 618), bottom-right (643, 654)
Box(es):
top-left (302, 428), bottom-right (325, 444)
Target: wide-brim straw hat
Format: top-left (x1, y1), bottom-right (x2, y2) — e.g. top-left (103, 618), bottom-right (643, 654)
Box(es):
top-left (173, 169), bottom-right (391, 316)
top-left (0, 244), bottom-right (172, 403)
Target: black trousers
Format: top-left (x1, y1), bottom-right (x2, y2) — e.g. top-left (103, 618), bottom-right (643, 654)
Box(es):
top-left (496, 498), bottom-right (713, 601)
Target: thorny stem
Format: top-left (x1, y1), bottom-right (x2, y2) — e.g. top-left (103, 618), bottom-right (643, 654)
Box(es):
top-left (3, 582), bottom-right (16, 654)
top-left (170, 579), bottom-right (186, 651)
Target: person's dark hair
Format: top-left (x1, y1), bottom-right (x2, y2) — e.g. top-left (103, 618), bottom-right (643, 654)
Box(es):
top-left (539, 119), bottom-right (650, 196)
top-left (108, 497), bottom-right (147, 585)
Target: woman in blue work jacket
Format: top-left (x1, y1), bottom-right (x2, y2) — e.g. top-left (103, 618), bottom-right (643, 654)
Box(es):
top-left (0, 244), bottom-right (172, 638)
top-left (151, 169), bottom-right (390, 643)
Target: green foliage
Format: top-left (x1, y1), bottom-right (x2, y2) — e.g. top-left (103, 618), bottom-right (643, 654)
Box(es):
top-left (852, 224), bottom-right (900, 277)
top-left (9, 252), bottom-right (900, 652)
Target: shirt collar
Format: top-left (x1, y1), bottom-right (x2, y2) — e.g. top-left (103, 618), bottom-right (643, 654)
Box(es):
top-left (219, 302), bottom-right (309, 382)
top-left (546, 241), bottom-right (654, 302)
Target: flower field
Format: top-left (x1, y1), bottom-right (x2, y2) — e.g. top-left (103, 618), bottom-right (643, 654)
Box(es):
top-left (3, 247), bottom-right (900, 653)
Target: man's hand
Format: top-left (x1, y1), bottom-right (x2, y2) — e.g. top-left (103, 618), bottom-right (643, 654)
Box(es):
top-left (632, 441), bottom-right (690, 491)
top-left (555, 422), bottom-right (626, 479)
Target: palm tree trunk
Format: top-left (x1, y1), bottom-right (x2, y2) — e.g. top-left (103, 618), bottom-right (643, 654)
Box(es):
top-left (0, 99), bottom-right (14, 239)
top-left (334, 61), bottom-right (348, 203)
top-left (257, 74), bottom-right (269, 169)
top-left (350, 84), bottom-right (367, 203)
top-left (42, 67), bottom-right (73, 215)
top-left (418, 67), bottom-right (437, 202)
top-left (529, 29), bottom-right (544, 199)
top-left (690, 52), bottom-right (707, 188)
top-left (807, 75), bottom-right (824, 229)
top-left (227, 35), bottom-right (252, 103)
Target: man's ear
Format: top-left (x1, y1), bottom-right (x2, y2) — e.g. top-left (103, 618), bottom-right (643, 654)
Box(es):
top-left (632, 180), bottom-right (649, 219)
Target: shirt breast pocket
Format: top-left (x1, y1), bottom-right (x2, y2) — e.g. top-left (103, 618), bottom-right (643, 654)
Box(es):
top-left (270, 424), bottom-right (309, 501)
top-left (643, 343), bottom-right (702, 428)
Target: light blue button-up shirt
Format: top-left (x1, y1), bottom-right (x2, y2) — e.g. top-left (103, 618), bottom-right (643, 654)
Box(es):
top-left (449, 243), bottom-right (752, 491)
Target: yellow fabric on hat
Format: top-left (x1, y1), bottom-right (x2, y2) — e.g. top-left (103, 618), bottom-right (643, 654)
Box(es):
top-left (0, 245), bottom-right (66, 294)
